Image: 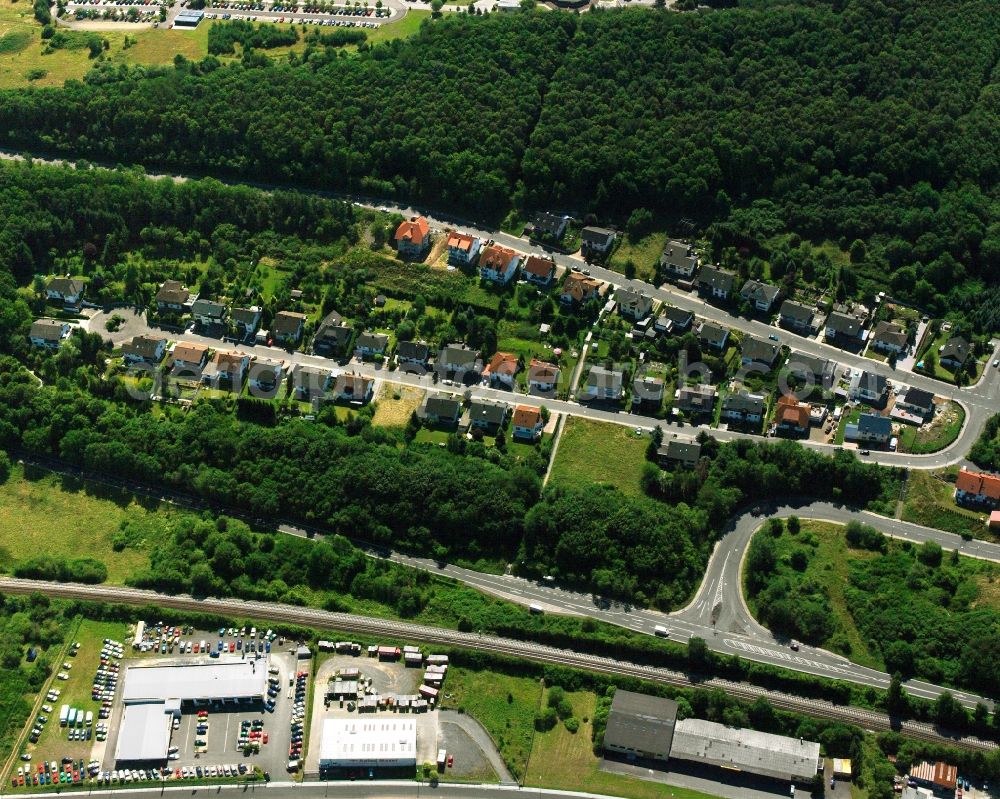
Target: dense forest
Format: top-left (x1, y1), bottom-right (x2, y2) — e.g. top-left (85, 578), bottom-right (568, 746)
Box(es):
top-left (1, 3), bottom-right (1000, 318)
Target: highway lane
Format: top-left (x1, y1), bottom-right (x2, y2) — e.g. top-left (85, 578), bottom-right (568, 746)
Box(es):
top-left (0, 577), bottom-right (994, 750)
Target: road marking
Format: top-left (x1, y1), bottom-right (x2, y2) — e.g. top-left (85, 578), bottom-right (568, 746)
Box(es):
top-left (723, 639), bottom-right (852, 675)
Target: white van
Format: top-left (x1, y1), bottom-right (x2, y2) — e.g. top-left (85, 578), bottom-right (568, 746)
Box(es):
top-left (654, 625), bottom-right (669, 637)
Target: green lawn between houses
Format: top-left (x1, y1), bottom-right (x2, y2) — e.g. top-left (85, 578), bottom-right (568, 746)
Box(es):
top-left (546, 417), bottom-right (648, 497)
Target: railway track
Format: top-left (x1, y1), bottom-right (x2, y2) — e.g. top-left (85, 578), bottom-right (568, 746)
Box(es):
top-left (2, 578), bottom-right (995, 753)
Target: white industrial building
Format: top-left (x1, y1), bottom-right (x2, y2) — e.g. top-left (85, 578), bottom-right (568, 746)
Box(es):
top-left (319, 718), bottom-right (417, 772)
top-left (115, 661), bottom-right (268, 764)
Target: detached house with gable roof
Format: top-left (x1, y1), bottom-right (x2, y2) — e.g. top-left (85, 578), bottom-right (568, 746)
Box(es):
top-left (615, 288), bottom-right (654, 322)
top-left (420, 395), bottom-right (462, 428)
top-left (521, 254), bottom-right (556, 286)
top-left (581, 366), bottom-right (624, 402)
top-left (560, 273), bottom-right (602, 305)
top-left (483, 351), bottom-right (520, 388)
top-left (354, 332), bottom-right (389, 359)
top-left (395, 216), bottom-right (431, 259)
top-left (580, 227), bottom-right (616, 260)
top-left (271, 311), bottom-right (308, 346)
top-left (740, 336), bottom-right (780, 370)
top-left (844, 413), bottom-right (892, 445)
top-left (436, 345), bottom-right (482, 383)
top-left (231, 306), bottom-right (263, 341)
top-left (467, 400), bottom-right (508, 434)
top-left (446, 231), bottom-right (481, 266)
top-left (478, 244), bottom-right (522, 285)
top-left (696, 265), bottom-right (737, 300)
top-left (191, 298), bottom-right (227, 328)
top-left (171, 342), bottom-right (209, 374)
top-left (659, 240), bottom-right (698, 283)
top-left (740, 279), bottom-right (781, 313)
top-left (155, 280), bottom-right (194, 313)
top-left (528, 358), bottom-right (561, 394)
top-left (722, 391), bottom-right (765, 425)
top-left (779, 300), bottom-right (823, 335)
top-left (511, 405), bottom-right (544, 441)
top-left (122, 334), bottom-right (166, 365)
top-left (397, 340), bottom-right (430, 368)
top-left (29, 318), bottom-right (70, 349)
top-left (870, 321), bottom-right (908, 355)
top-left (775, 395), bottom-right (811, 436)
top-left (46, 277), bottom-right (86, 308)
top-left (939, 336), bottom-right (971, 370)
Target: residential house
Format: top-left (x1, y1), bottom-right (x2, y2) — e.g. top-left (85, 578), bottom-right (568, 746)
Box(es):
top-left (247, 358), bottom-right (285, 393)
top-left (333, 373), bottom-right (374, 404)
top-left (231, 306), bottom-right (262, 340)
top-left (615, 288), bottom-right (654, 321)
top-left (560, 272), bottom-right (603, 305)
top-left (521, 254), bottom-right (556, 286)
top-left (478, 244), bottom-right (522, 285)
top-left (528, 358), bottom-right (561, 394)
top-left (659, 240), bottom-right (699, 282)
top-left (675, 384), bottom-right (716, 415)
top-left (850, 370), bottom-right (889, 404)
top-left (896, 387), bottom-right (935, 420)
top-left (825, 310), bottom-right (864, 342)
top-left (155, 280), bottom-right (193, 313)
top-left (483, 351), bottom-right (520, 388)
top-left (721, 391), bottom-right (765, 424)
top-left (740, 336), bottom-right (779, 370)
top-left (312, 311), bottom-right (354, 357)
top-left (939, 336), bottom-right (971, 370)
top-left (467, 400), bottom-right (508, 434)
top-left (29, 318), bottom-right (70, 349)
top-left (580, 227), bottom-right (616, 260)
top-left (779, 300), bottom-right (823, 335)
top-left (394, 216), bottom-right (431, 259)
top-left (954, 468), bottom-right (1000, 508)
top-left (775, 395), bottom-right (811, 435)
top-left (786, 352), bottom-right (838, 390)
top-left (511, 405), bottom-right (544, 441)
top-left (632, 376), bottom-right (665, 410)
top-left (420, 395), bottom-right (462, 428)
top-left (121, 334), bottom-right (166, 365)
top-left (531, 212), bottom-right (569, 241)
top-left (191, 299), bottom-right (227, 328)
top-left (171, 342), bottom-right (209, 373)
top-left (446, 231), bottom-right (481, 266)
top-left (203, 350), bottom-right (249, 387)
top-left (844, 413), bottom-right (892, 446)
top-left (354, 332), bottom-right (389, 359)
top-left (271, 311), bottom-right (308, 346)
top-left (698, 322), bottom-right (730, 352)
top-left (45, 277), bottom-right (85, 308)
top-left (696, 265), bottom-right (737, 300)
top-left (581, 366), bottom-right (624, 402)
top-left (740, 279), bottom-right (781, 313)
top-left (654, 305), bottom-right (694, 335)
top-left (436, 345), bottom-right (482, 383)
top-left (657, 440), bottom-right (701, 469)
top-left (396, 340), bottom-right (430, 368)
top-left (870, 321), bottom-right (908, 355)
top-left (291, 364), bottom-right (332, 400)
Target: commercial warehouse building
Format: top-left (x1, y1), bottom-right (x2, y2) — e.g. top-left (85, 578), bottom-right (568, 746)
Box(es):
top-left (115, 662), bottom-right (268, 765)
top-left (602, 690), bottom-right (820, 784)
top-left (319, 718), bottom-right (416, 776)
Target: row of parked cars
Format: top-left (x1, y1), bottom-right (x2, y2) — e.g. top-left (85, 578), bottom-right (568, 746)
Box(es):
top-left (96, 762), bottom-right (252, 785)
top-left (287, 671), bottom-right (307, 769)
top-left (13, 758), bottom-right (96, 788)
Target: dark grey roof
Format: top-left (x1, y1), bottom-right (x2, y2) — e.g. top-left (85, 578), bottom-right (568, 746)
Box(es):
top-left (122, 335), bottom-right (165, 360)
top-left (425, 396), bottom-right (461, 420)
top-left (533, 211), bottom-right (567, 232)
top-left (30, 318), bottom-right (67, 341)
top-left (47, 277), bottom-right (85, 296)
top-left (857, 370), bottom-right (887, 396)
top-left (723, 391), bottom-right (765, 415)
top-left (659, 240), bottom-right (698, 275)
top-left (940, 336), bottom-right (970, 364)
top-left (397, 340), bottom-right (429, 361)
top-left (787, 352), bottom-right (836, 383)
top-left (439, 345), bottom-right (480, 370)
top-left (191, 298), bottom-right (226, 319)
top-left (697, 265), bottom-right (736, 293)
top-left (468, 400), bottom-right (507, 426)
top-left (155, 280), bottom-right (190, 305)
top-left (231, 307), bottom-right (261, 325)
top-left (779, 300), bottom-right (815, 323)
top-left (901, 387), bottom-right (935, 411)
top-left (699, 322), bottom-right (729, 347)
top-left (581, 226), bottom-right (616, 247)
top-left (858, 413), bottom-right (891, 436)
top-left (826, 311), bottom-right (861, 336)
top-left (313, 323), bottom-right (353, 351)
top-left (741, 336), bottom-right (779, 365)
top-left (872, 320), bottom-right (907, 348)
top-left (586, 366), bottom-right (623, 389)
top-left (615, 288), bottom-right (653, 317)
top-left (632, 376), bottom-right (664, 399)
top-left (604, 690), bottom-right (679, 756)
top-left (740, 279), bottom-right (780, 306)
top-left (355, 332), bottom-right (389, 351)
top-left (659, 305), bottom-right (693, 326)
top-left (659, 440), bottom-right (701, 461)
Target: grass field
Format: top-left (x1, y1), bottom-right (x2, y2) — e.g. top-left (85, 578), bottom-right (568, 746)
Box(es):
top-left (525, 691), bottom-right (724, 799)
top-left (19, 619), bottom-right (129, 776)
top-left (441, 668), bottom-right (541, 781)
top-left (746, 521), bottom-right (882, 668)
top-left (547, 418), bottom-right (648, 497)
top-left (901, 469), bottom-right (992, 541)
top-left (895, 401), bottom-right (964, 454)
top-left (607, 231), bottom-right (666, 282)
top-left (371, 384), bottom-right (424, 427)
top-left (0, 2), bottom-right (429, 89)
top-left (0, 466), bottom-right (153, 582)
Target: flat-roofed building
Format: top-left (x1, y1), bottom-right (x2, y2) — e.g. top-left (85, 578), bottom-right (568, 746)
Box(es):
top-left (602, 690), bottom-right (678, 762)
top-left (122, 661), bottom-right (267, 704)
top-left (114, 702), bottom-right (175, 764)
top-left (319, 718), bottom-right (416, 773)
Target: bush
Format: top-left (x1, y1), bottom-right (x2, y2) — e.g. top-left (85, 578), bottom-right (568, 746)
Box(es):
top-left (563, 717), bottom-right (579, 733)
top-left (845, 521), bottom-right (888, 553)
top-left (534, 706), bottom-right (558, 731)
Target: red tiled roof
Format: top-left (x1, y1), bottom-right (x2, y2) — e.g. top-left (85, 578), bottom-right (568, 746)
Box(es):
top-left (447, 231), bottom-right (475, 251)
top-left (173, 342), bottom-right (208, 363)
top-left (480, 244), bottom-right (518, 271)
top-left (522, 254), bottom-right (555, 278)
top-left (956, 468), bottom-right (1000, 500)
top-left (529, 358), bottom-right (560, 382)
top-left (395, 216), bottom-right (430, 244)
top-left (562, 273), bottom-right (601, 301)
top-left (512, 405), bottom-right (541, 429)
top-left (483, 351), bottom-right (519, 378)
top-left (214, 351), bottom-right (247, 370)
top-left (775, 395), bottom-right (810, 428)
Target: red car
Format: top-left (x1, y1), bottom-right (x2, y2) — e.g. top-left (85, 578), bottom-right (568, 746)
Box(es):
top-left (262, 733), bottom-right (269, 744)
top-left (447, 755), bottom-right (454, 768)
